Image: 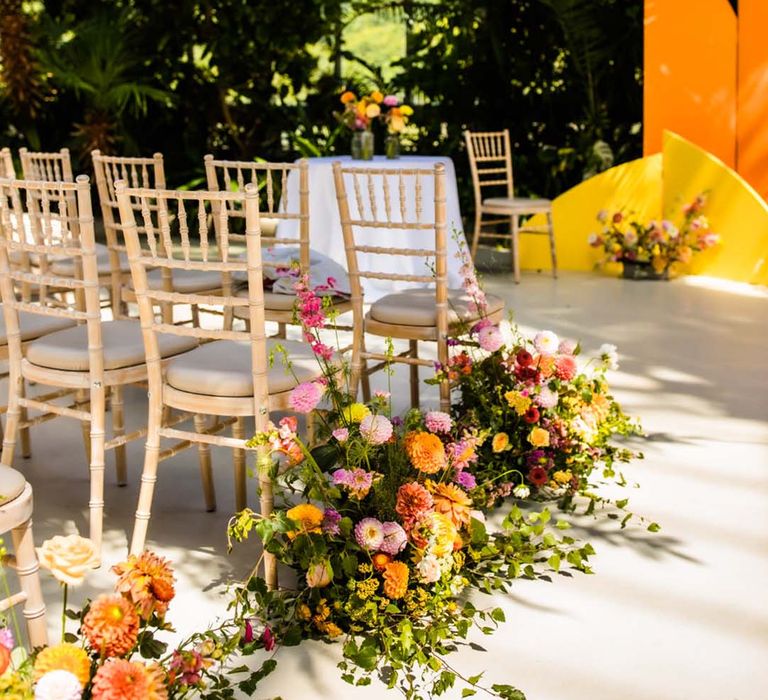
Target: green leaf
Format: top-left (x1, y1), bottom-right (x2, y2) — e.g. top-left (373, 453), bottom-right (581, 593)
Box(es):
top-left (647, 522), bottom-right (661, 533)
top-left (548, 553), bottom-right (561, 572)
top-left (490, 608), bottom-right (506, 623)
top-left (462, 689), bottom-right (477, 697)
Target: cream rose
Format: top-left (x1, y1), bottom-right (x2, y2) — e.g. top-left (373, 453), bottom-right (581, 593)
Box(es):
top-left (37, 535), bottom-right (99, 586)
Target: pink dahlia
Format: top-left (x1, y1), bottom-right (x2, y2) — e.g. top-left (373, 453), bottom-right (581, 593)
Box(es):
top-left (332, 427), bottom-right (349, 443)
top-left (533, 331), bottom-right (559, 356)
top-left (379, 521), bottom-right (407, 555)
top-left (477, 325), bottom-right (504, 352)
top-left (354, 518), bottom-right (385, 551)
top-left (554, 355), bottom-right (578, 381)
top-left (558, 338), bottom-right (577, 355)
top-left (424, 411), bottom-right (452, 434)
top-left (359, 414), bottom-right (393, 445)
top-left (288, 381), bottom-right (325, 413)
top-left (535, 386), bottom-right (559, 409)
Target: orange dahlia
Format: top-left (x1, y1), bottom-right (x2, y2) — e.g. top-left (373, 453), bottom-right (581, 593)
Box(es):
top-left (382, 561), bottom-right (409, 599)
top-left (33, 643), bottom-right (90, 686)
top-left (404, 431), bottom-right (446, 474)
top-left (431, 483), bottom-right (472, 529)
top-left (286, 503), bottom-right (324, 539)
top-left (91, 659), bottom-right (167, 700)
top-left (395, 482), bottom-right (433, 528)
top-left (112, 551), bottom-right (175, 621)
top-left (82, 594), bottom-right (140, 657)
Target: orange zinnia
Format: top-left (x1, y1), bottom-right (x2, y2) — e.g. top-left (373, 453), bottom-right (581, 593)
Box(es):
top-left (82, 594), bottom-right (140, 657)
top-left (382, 561), bottom-right (409, 599)
top-left (431, 483), bottom-right (472, 529)
top-left (404, 431), bottom-right (446, 474)
top-left (286, 503), bottom-right (324, 539)
top-left (91, 659), bottom-right (167, 700)
top-left (112, 551), bottom-right (175, 621)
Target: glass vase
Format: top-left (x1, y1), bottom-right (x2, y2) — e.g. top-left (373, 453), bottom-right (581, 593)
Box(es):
top-left (351, 130), bottom-right (375, 160)
top-left (384, 134), bottom-right (400, 159)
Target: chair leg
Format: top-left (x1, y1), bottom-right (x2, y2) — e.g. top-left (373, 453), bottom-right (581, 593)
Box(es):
top-left (11, 516), bottom-right (48, 649)
top-left (130, 403), bottom-right (162, 556)
top-left (547, 211), bottom-right (557, 278)
top-left (191, 304), bottom-right (200, 327)
top-left (18, 380), bottom-right (31, 459)
top-left (111, 385), bottom-right (127, 486)
top-left (88, 382), bottom-right (106, 561)
top-left (232, 416), bottom-right (247, 512)
top-left (409, 340), bottom-right (420, 409)
top-left (276, 322), bottom-right (287, 339)
top-left (2, 372), bottom-right (23, 466)
top-left (75, 390), bottom-right (92, 466)
top-left (257, 444), bottom-right (277, 590)
top-left (470, 210), bottom-right (482, 260)
top-left (511, 215), bottom-right (521, 284)
top-left (193, 414), bottom-right (216, 513)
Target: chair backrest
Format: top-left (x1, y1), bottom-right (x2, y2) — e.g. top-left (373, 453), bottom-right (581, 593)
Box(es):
top-left (19, 148), bottom-right (74, 182)
top-left (203, 156), bottom-right (310, 274)
top-left (91, 151), bottom-right (166, 259)
top-left (332, 161), bottom-right (447, 323)
top-left (0, 148), bottom-right (15, 178)
top-left (464, 129), bottom-right (514, 206)
top-left (114, 182), bottom-right (270, 420)
top-left (0, 177), bottom-right (103, 378)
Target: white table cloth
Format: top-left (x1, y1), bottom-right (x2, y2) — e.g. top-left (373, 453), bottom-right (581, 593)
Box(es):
top-left (276, 155), bottom-right (468, 300)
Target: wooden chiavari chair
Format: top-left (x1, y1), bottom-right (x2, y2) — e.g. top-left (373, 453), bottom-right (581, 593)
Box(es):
top-left (19, 147), bottom-right (74, 183)
top-left (465, 129), bottom-right (557, 283)
top-left (0, 148), bottom-right (14, 178)
top-left (116, 181), bottom-right (326, 586)
top-left (0, 177), bottom-right (197, 557)
top-left (332, 162), bottom-right (505, 412)
top-left (0, 466), bottom-right (48, 648)
top-left (203, 156), bottom-right (354, 335)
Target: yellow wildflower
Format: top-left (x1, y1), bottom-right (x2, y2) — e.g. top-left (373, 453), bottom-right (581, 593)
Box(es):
top-left (552, 470), bottom-right (572, 485)
top-left (342, 403), bottom-right (371, 423)
top-left (505, 391), bottom-right (532, 416)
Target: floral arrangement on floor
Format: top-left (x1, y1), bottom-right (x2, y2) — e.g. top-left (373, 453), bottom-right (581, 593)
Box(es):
top-left (226, 277), bottom-right (595, 699)
top-left (588, 193), bottom-right (720, 276)
top-left (430, 236), bottom-right (654, 531)
top-left (0, 534), bottom-right (268, 699)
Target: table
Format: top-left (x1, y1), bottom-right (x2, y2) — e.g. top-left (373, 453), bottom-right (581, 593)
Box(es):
top-left (276, 155), bottom-right (468, 300)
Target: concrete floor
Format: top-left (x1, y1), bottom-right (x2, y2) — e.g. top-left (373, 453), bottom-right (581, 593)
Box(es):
top-left (6, 270), bottom-right (768, 700)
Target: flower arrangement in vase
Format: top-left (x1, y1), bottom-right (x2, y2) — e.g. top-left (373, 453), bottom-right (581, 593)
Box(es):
top-left (338, 90), bottom-right (382, 160)
top-left (379, 94), bottom-right (413, 159)
top-left (226, 276), bottom-right (595, 698)
top-left (589, 193), bottom-right (720, 279)
top-left (0, 534), bottom-right (268, 698)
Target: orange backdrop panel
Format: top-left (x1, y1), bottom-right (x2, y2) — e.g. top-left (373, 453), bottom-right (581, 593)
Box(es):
top-left (643, 0), bottom-right (737, 166)
top-left (736, 0), bottom-right (768, 201)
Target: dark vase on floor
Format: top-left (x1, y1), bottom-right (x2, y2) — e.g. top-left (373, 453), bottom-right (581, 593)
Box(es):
top-left (621, 259), bottom-right (669, 280)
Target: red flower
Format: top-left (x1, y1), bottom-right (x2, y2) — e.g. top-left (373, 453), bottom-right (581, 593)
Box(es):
top-left (523, 406), bottom-right (540, 423)
top-left (528, 466), bottom-right (548, 487)
top-left (516, 349), bottom-right (533, 367)
top-left (262, 626), bottom-right (275, 652)
top-left (554, 355), bottom-right (577, 381)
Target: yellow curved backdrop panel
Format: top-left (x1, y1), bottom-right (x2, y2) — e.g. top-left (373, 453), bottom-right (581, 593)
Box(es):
top-left (518, 155), bottom-right (662, 274)
top-left (662, 132), bottom-right (768, 285)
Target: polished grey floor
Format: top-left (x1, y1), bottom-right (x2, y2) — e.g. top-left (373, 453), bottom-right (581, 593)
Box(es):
top-left (9, 271), bottom-right (768, 700)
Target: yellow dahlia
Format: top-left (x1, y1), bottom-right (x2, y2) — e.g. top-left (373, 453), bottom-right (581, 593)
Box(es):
top-left (382, 561), bottom-right (409, 599)
top-left (411, 512), bottom-right (457, 558)
top-left (82, 594), bottom-right (140, 657)
top-left (552, 470), bottom-right (573, 485)
top-left (112, 551), bottom-right (175, 621)
top-left (286, 503), bottom-right (324, 539)
top-left (431, 483), bottom-right (472, 529)
top-left (404, 431), bottom-right (446, 474)
top-left (504, 391), bottom-right (532, 416)
top-left (342, 403), bottom-right (370, 424)
top-left (91, 659), bottom-right (167, 700)
top-left (34, 643), bottom-right (90, 686)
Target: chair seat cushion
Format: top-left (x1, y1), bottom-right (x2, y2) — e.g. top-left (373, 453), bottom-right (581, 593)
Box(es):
top-left (165, 338), bottom-right (322, 397)
top-left (0, 466), bottom-right (26, 506)
top-left (49, 243), bottom-right (130, 277)
top-left (25, 319), bottom-right (197, 372)
top-left (231, 286), bottom-right (349, 317)
top-left (483, 196), bottom-right (551, 213)
top-left (0, 308), bottom-right (77, 346)
top-left (129, 269), bottom-right (224, 294)
top-left (369, 288), bottom-right (505, 327)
